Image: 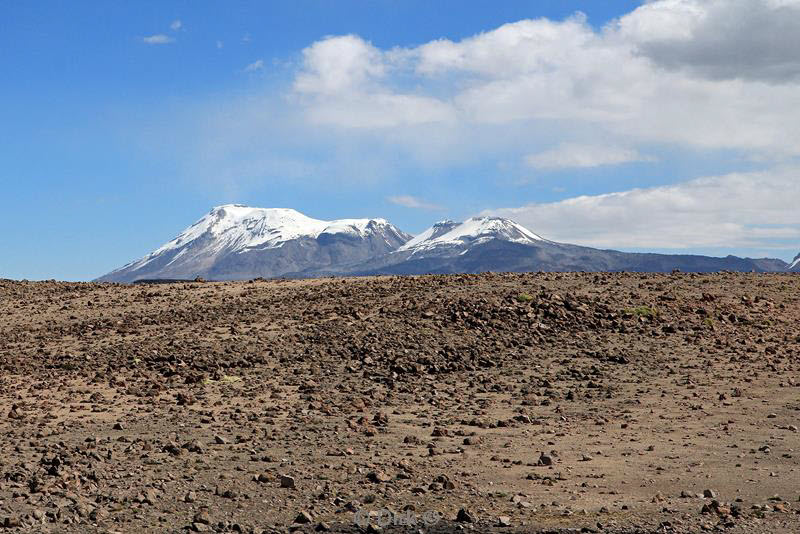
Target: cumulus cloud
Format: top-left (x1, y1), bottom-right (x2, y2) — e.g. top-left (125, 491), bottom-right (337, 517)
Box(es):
top-left (387, 195), bottom-right (442, 210)
top-left (525, 143), bottom-right (654, 169)
top-left (170, 19), bottom-right (183, 31)
top-left (292, 35), bottom-right (455, 128)
top-left (617, 0), bottom-right (800, 82)
top-left (486, 167), bottom-right (800, 249)
top-left (288, 0), bottom-right (800, 156)
top-left (142, 34), bottom-right (174, 45)
top-left (243, 59), bottom-right (264, 73)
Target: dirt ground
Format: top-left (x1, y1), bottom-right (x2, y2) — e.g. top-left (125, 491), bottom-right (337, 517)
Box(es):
top-left (1, 272), bottom-right (799, 533)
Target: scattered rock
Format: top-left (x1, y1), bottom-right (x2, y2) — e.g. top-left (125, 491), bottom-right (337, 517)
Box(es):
top-left (456, 508), bottom-right (475, 523)
top-left (294, 511), bottom-right (313, 524)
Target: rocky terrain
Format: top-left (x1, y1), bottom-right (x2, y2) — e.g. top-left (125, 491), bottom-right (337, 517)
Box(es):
top-left (1, 273), bottom-right (800, 533)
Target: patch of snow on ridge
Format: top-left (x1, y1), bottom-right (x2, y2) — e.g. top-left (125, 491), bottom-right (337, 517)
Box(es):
top-left (790, 253), bottom-right (800, 270)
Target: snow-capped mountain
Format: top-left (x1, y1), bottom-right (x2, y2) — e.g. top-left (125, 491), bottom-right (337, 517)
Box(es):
top-left (98, 207), bottom-right (791, 282)
top-left (789, 252), bottom-right (800, 272)
top-left (398, 217), bottom-right (547, 256)
top-left (345, 216), bottom-right (789, 276)
top-left (97, 205), bottom-right (411, 282)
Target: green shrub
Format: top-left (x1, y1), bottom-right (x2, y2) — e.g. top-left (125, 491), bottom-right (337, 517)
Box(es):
top-left (625, 306), bottom-right (658, 318)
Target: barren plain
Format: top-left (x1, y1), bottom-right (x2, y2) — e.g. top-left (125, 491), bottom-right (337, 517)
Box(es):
top-left (1, 273), bottom-right (799, 533)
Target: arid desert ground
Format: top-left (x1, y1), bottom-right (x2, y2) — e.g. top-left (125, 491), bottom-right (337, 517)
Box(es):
top-left (1, 273), bottom-right (799, 533)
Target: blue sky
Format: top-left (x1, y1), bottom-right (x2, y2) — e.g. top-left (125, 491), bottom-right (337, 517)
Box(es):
top-left (2, 0), bottom-right (799, 280)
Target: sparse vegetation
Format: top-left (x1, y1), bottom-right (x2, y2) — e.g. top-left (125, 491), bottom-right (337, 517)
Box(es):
top-left (624, 305), bottom-right (658, 318)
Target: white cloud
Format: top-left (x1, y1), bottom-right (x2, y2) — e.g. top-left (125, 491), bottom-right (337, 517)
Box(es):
top-left (170, 19), bottom-right (182, 31)
top-left (486, 167), bottom-right (800, 249)
top-left (387, 195), bottom-right (442, 210)
top-left (243, 59), bottom-right (264, 73)
top-left (142, 34), bottom-right (174, 45)
top-left (616, 0), bottom-right (800, 82)
top-left (288, 1), bottom-right (800, 156)
top-left (525, 143), bottom-right (654, 169)
top-left (292, 35), bottom-right (455, 128)
top-left (294, 35), bottom-right (385, 95)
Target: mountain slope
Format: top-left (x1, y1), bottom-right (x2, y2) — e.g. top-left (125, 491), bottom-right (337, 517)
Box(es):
top-left (97, 205), bottom-right (411, 282)
top-left (343, 217), bottom-right (789, 275)
top-left (789, 252), bottom-right (800, 272)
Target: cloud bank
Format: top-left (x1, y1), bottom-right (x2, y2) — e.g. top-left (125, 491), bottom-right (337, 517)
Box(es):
top-left (486, 167), bottom-right (800, 250)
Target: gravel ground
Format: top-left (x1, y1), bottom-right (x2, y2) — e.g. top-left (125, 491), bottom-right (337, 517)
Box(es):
top-left (1, 272), bottom-right (799, 533)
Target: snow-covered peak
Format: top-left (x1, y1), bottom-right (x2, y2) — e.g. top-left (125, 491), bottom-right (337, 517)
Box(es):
top-left (125, 205), bottom-right (402, 271)
top-left (789, 252), bottom-right (800, 271)
top-left (399, 216), bottom-right (546, 253)
top-left (153, 205), bottom-right (323, 254)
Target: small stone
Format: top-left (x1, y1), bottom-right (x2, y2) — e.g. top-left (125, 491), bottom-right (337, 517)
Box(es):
top-left (456, 508), bottom-right (475, 523)
top-left (432, 474), bottom-right (456, 490)
top-left (498, 515), bottom-right (512, 527)
top-left (143, 488), bottom-right (158, 505)
top-left (367, 471), bottom-right (392, 483)
top-left (214, 435), bottom-right (228, 445)
top-left (703, 489), bottom-right (716, 499)
top-left (90, 508), bottom-right (109, 521)
top-left (193, 510), bottom-right (211, 525)
top-left (538, 453), bottom-right (553, 466)
top-left (184, 491), bottom-right (197, 503)
top-left (294, 511), bottom-right (313, 524)
top-left (280, 475), bottom-right (296, 489)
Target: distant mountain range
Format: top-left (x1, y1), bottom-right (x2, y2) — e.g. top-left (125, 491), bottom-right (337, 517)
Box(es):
top-left (97, 204), bottom-right (796, 282)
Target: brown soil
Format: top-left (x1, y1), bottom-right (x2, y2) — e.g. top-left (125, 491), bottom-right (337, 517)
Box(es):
top-left (1, 273), bottom-right (799, 533)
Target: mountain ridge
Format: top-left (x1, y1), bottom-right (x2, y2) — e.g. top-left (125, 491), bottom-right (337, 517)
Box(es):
top-left (97, 205), bottom-right (794, 282)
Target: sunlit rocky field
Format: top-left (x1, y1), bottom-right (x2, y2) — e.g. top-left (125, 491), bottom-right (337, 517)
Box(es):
top-left (1, 273), bottom-right (799, 533)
